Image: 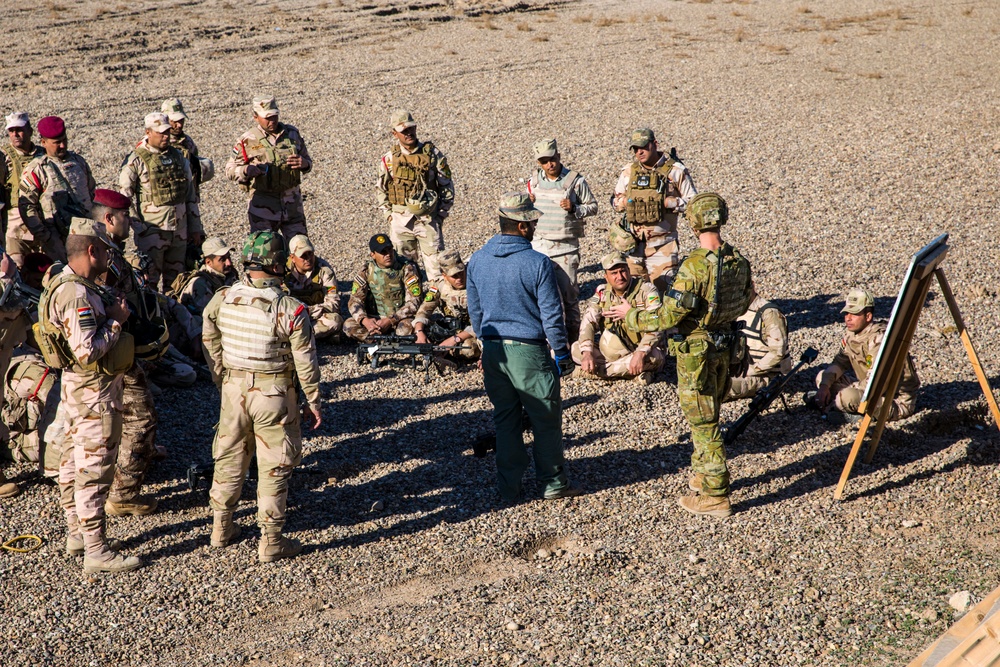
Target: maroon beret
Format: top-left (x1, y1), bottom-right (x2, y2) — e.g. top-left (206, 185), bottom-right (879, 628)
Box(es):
top-left (93, 188), bottom-right (131, 211)
top-left (36, 116), bottom-right (65, 139)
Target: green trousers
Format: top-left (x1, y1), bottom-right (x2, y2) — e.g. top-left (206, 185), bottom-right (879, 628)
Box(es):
top-left (481, 340), bottom-right (568, 500)
top-left (676, 338), bottom-right (731, 496)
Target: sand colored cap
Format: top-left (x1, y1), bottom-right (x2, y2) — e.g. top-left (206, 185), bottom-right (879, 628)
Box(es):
top-left (37, 116), bottom-right (65, 139)
top-left (68, 217), bottom-right (112, 246)
top-left (841, 288), bottom-right (874, 314)
top-left (93, 188), bottom-right (131, 211)
top-left (601, 251), bottom-right (629, 271)
top-left (288, 234), bottom-right (315, 258)
top-left (144, 112), bottom-right (171, 133)
top-left (252, 96), bottom-right (279, 118)
top-left (629, 128), bottom-right (655, 149)
top-left (390, 109), bottom-right (417, 132)
top-left (498, 192), bottom-right (541, 222)
top-left (202, 237), bottom-right (234, 258)
top-left (161, 98), bottom-right (187, 121)
top-left (438, 249), bottom-right (466, 277)
top-left (533, 138), bottom-right (558, 159)
top-left (369, 233), bottom-right (393, 254)
top-left (5, 112), bottom-right (29, 130)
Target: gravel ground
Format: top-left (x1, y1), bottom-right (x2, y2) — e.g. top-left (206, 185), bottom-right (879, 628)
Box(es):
top-left (2, 0), bottom-right (1000, 665)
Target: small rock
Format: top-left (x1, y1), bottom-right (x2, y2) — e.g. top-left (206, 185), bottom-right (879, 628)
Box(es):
top-left (805, 587), bottom-right (821, 601)
top-left (920, 608), bottom-right (939, 622)
top-left (688, 554), bottom-right (703, 564)
top-left (949, 591), bottom-right (971, 612)
top-left (370, 500), bottom-right (383, 512)
top-left (536, 548), bottom-right (551, 560)
top-left (902, 520), bottom-right (921, 529)
top-left (505, 621), bottom-right (523, 631)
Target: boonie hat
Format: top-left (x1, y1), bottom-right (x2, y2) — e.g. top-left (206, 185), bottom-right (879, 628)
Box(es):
top-left (438, 249), bottom-right (465, 277)
top-left (37, 116), bottom-right (65, 139)
top-left (252, 96), bottom-right (279, 118)
top-left (5, 112), bottom-right (29, 130)
top-left (288, 235), bottom-right (315, 258)
top-left (161, 98), bottom-right (187, 121)
top-left (369, 234), bottom-right (393, 254)
top-left (601, 251), bottom-right (629, 271)
top-left (841, 288), bottom-right (874, 314)
top-left (93, 188), bottom-right (131, 211)
top-left (390, 109), bottom-right (417, 132)
top-left (498, 192), bottom-right (541, 222)
top-left (68, 217), bottom-right (112, 247)
top-left (533, 138), bottom-right (558, 159)
top-left (144, 112), bottom-right (171, 133)
top-left (629, 128), bottom-right (655, 149)
top-left (202, 237), bottom-right (234, 258)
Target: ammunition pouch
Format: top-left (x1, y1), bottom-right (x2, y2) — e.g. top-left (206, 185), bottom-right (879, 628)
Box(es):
top-left (625, 189), bottom-right (664, 226)
top-left (135, 146), bottom-right (188, 207)
top-left (32, 321), bottom-right (75, 370)
top-left (608, 220), bottom-right (637, 253)
top-left (251, 134), bottom-right (301, 194)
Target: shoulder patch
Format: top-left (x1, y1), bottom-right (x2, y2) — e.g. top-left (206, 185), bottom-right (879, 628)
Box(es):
top-left (864, 354), bottom-right (873, 368)
top-left (77, 306), bottom-right (96, 330)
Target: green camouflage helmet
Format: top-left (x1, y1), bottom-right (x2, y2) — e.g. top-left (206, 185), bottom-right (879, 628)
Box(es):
top-left (685, 192), bottom-right (729, 231)
top-left (242, 231), bottom-right (287, 268)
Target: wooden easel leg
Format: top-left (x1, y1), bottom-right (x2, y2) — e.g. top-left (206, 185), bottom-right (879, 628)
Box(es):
top-left (863, 397), bottom-right (895, 464)
top-left (934, 269), bottom-right (1000, 430)
top-left (834, 412), bottom-right (874, 501)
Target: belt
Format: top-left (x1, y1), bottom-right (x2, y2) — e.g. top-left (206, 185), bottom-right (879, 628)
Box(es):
top-left (225, 368), bottom-right (294, 380)
top-left (483, 337), bottom-right (546, 347)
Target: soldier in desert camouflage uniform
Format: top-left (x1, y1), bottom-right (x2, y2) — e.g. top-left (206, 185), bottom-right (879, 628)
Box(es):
top-left (161, 98), bottom-right (209, 197)
top-left (37, 218), bottom-right (140, 572)
top-left (343, 234), bottom-right (422, 342)
top-left (725, 284), bottom-right (791, 401)
top-left (225, 96), bottom-right (312, 242)
top-left (19, 116), bottom-right (96, 264)
top-left (283, 234), bottom-right (342, 341)
top-left (376, 110), bottom-right (454, 278)
top-left (202, 231), bottom-right (321, 562)
top-left (608, 193), bottom-right (752, 517)
top-left (3, 347), bottom-right (60, 475)
top-left (413, 249), bottom-right (480, 361)
top-left (571, 251), bottom-right (665, 383)
top-left (2, 112), bottom-right (46, 264)
top-left (118, 112), bottom-right (202, 292)
top-left (175, 236), bottom-right (237, 326)
top-left (0, 246), bottom-right (30, 498)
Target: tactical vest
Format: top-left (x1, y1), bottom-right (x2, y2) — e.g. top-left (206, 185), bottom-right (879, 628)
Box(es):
top-left (285, 262), bottom-right (326, 306)
top-left (134, 145), bottom-right (188, 207)
top-left (531, 168), bottom-right (583, 239)
top-left (170, 134), bottom-right (200, 186)
top-left (698, 245), bottom-right (752, 330)
top-left (740, 300), bottom-right (790, 372)
top-left (248, 128), bottom-right (301, 194)
top-left (625, 158), bottom-right (678, 226)
top-left (599, 279), bottom-right (645, 350)
top-left (2, 144), bottom-right (41, 206)
top-left (216, 283), bottom-right (293, 372)
top-left (387, 142), bottom-right (435, 207)
top-left (365, 258), bottom-right (408, 319)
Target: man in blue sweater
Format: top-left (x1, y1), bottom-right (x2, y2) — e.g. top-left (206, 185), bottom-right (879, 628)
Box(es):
top-left (467, 192), bottom-right (580, 501)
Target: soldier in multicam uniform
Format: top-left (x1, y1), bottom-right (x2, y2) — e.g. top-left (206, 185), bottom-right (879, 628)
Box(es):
top-left (36, 218), bottom-right (140, 572)
top-left (283, 234), bottom-right (342, 341)
top-left (225, 96), bottom-right (312, 242)
top-left (376, 110), bottom-right (454, 278)
top-left (118, 112), bottom-right (202, 292)
top-left (0, 246), bottom-right (30, 498)
top-left (413, 249), bottom-right (480, 361)
top-left (610, 128), bottom-right (697, 293)
top-left (608, 193), bottom-right (751, 517)
top-left (571, 251), bottom-right (665, 384)
top-left (725, 284), bottom-right (791, 401)
top-left (202, 231), bottom-right (322, 562)
top-left (2, 112), bottom-right (46, 264)
top-left (18, 116), bottom-right (96, 264)
top-left (525, 138), bottom-right (598, 344)
top-left (343, 234), bottom-right (422, 342)
top-left (174, 236), bottom-right (237, 327)
top-left (807, 288), bottom-right (920, 421)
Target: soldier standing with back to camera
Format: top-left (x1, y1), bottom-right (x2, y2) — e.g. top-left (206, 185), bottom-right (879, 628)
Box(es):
top-left (607, 193), bottom-right (751, 517)
top-left (202, 231), bottom-right (322, 562)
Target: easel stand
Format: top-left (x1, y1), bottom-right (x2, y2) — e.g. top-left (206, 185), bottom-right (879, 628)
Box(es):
top-left (833, 266), bottom-right (1000, 501)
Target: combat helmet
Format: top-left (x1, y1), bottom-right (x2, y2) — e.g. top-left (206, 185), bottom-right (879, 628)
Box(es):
top-left (242, 231), bottom-right (287, 274)
top-left (685, 192), bottom-right (728, 231)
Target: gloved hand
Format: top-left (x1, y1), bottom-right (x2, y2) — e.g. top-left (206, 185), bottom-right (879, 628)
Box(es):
top-left (554, 351), bottom-right (575, 377)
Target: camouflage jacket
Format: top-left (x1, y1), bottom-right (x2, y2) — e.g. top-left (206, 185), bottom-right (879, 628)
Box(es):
top-left (820, 320), bottom-right (920, 394)
top-left (284, 257), bottom-right (338, 314)
top-left (580, 277), bottom-right (662, 355)
top-left (2, 143), bottom-right (45, 237)
top-left (18, 152), bottom-right (96, 239)
top-left (179, 266), bottom-right (233, 319)
top-left (738, 295), bottom-right (791, 377)
top-left (414, 278), bottom-right (473, 335)
top-left (376, 140), bottom-right (454, 221)
top-left (348, 257), bottom-right (421, 322)
top-left (118, 137), bottom-right (201, 235)
top-left (225, 123), bottom-right (312, 195)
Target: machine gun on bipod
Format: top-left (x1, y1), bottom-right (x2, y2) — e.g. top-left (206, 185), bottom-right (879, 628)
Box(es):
top-left (355, 334), bottom-right (462, 377)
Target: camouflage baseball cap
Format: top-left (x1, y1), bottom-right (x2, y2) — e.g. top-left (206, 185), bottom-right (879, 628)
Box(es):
top-left (68, 217), bottom-right (112, 247)
top-left (5, 111), bottom-right (28, 130)
top-left (144, 112), bottom-right (170, 133)
top-left (252, 96), bottom-right (279, 118)
top-left (369, 234), bottom-right (393, 254)
top-left (438, 249), bottom-right (465, 277)
top-left (685, 192), bottom-right (729, 231)
top-left (601, 251), bottom-right (629, 270)
top-left (498, 192), bottom-right (541, 222)
top-left (629, 128), bottom-right (655, 149)
top-left (202, 237), bottom-right (234, 258)
top-left (390, 109), bottom-right (417, 132)
top-left (841, 288), bottom-right (874, 314)
top-left (288, 234), bottom-right (315, 258)
top-left (242, 231), bottom-right (287, 267)
top-left (533, 138), bottom-right (558, 159)
top-left (161, 98), bottom-right (187, 121)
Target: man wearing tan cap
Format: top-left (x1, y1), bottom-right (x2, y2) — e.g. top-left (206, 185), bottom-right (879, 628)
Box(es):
top-left (175, 236), bottom-right (237, 325)
top-left (37, 217), bottom-right (141, 572)
top-left (225, 95), bottom-right (312, 242)
top-left (2, 112), bottom-right (45, 259)
top-left (18, 116), bottom-right (96, 264)
top-left (525, 138), bottom-right (598, 344)
top-left (610, 128), bottom-right (697, 293)
top-left (571, 251), bottom-right (665, 384)
top-left (284, 234), bottom-right (343, 341)
top-left (413, 249), bottom-right (480, 361)
top-left (161, 98), bottom-right (209, 190)
top-left (118, 112), bottom-right (201, 292)
top-left (808, 288), bottom-right (920, 421)
top-left (376, 109), bottom-right (454, 279)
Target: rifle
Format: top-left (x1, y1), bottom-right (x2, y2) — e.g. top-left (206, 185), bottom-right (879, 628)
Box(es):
top-left (0, 266), bottom-right (41, 311)
top-left (355, 334), bottom-right (462, 377)
top-left (722, 347), bottom-right (819, 447)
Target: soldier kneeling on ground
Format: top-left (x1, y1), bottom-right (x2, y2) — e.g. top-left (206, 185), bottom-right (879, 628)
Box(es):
top-left (413, 249), bottom-right (480, 362)
top-left (343, 234), bottom-right (422, 342)
top-left (724, 282), bottom-right (791, 401)
top-left (284, 234), bottom-right (343, 342)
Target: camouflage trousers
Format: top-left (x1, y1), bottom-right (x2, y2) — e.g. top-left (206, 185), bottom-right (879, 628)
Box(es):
top-left (343, 316), bottom-right (414, 342)
top-left (532, 239), bottom-right (581, 343)
top-left (312, 310), bottom-right (344, 340)
top-left (725, 373), bottom-right (776, 402)
top-left (248, 189), bottom-right (308, 244)
top-left (571, 330), bottom-right (665, 379)
top-left (135, 225), bottom-right (187, 293)
top-left (388, 211), bottom-right (443, 279)
top-left (209, 369), bottom-right (303, 528)
top-left (815, 370), bottom-right (917, 422)
top-left (2, 354), bottom-right (60, 473)
top-left (676, 338), bottom-right (730, 497)
top-left (625, 229), bottom-right (679, 294)
top-left (108, 363), bottom-right (158, 503)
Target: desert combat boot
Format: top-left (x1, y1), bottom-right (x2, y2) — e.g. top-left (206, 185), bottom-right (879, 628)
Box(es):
top-left (678, 494), bottom-right (733, 518)
top-left (82, 532), bottom-right (142, 574)
top-left (106, 495), bottom-right (159, 516)
top-left (0, 470), bottom-right (20, 498)
top-left (258, 527), bottom-right (302, 563)
top-left (210, 511), bottom-right (242, 548)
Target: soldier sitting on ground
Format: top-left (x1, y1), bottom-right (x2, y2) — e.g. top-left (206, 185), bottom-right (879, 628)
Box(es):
top-left (343, 234), bottom-right (422, 342)
top-left (806, 288), bottom-right (919, 421)
top-left (172, 236), bottom-right (237, 325)
top-left (571, 251), bottom-right (665, 384)
top-left (724, 283), bottom-right (791, 401)
top-left (413, 249), bottom-right (480, 362)
top-left (283, 234), bottom-right (343, 342)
